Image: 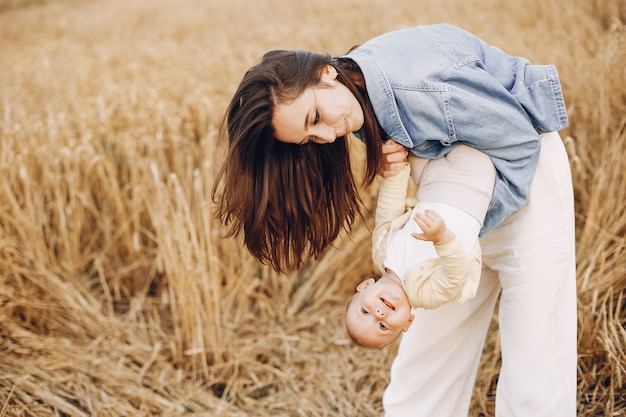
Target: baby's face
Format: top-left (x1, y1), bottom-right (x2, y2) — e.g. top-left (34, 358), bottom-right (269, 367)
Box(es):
top-left (346, 276), bottom-right (414, 348)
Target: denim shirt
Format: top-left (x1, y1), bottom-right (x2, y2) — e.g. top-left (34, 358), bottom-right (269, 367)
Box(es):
top-left (345, 24), bottom-right (568, 234)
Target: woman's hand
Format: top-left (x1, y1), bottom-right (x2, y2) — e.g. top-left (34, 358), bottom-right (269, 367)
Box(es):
top-left (381, 139), bottom-right (408, 178)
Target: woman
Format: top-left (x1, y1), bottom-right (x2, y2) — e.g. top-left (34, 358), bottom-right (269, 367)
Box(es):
top-left (213, 24), bottom-right (576, 416)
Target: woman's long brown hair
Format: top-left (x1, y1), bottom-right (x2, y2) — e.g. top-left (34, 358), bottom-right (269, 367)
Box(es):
top-left (212, 49), bottom-right (385, 273)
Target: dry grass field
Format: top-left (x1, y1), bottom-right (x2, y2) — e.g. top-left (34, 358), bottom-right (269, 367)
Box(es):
top-left (0, 0), bottom-right (624, 416)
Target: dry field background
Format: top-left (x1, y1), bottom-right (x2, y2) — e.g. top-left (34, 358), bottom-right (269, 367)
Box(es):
top-left (0, 0), bottom-right (624, 416)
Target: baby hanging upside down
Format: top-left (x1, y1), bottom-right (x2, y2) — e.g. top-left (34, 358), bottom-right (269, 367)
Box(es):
top-left (345, 145), bottom-right (496, 349)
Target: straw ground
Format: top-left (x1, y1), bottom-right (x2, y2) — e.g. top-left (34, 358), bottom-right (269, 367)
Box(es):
top-left (0, 0), bottom-right (624, 415)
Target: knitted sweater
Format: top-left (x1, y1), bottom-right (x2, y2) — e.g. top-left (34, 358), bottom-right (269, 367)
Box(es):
top-left (372, 145), bottom-right (496, 309)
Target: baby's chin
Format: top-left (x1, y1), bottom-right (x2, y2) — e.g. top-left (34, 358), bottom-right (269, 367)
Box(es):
top-left (378, 332), bottom-right (403, 348)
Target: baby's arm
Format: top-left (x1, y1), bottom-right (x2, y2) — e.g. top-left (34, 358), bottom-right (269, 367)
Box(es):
top-left (404, 236), bottom-right (475, 310)
top-left (372, 154), bottom-right (411, 273)
top-left (404, 207), bottom-right (481, 309)
top-left (375, 161), bottom-right (411, 228)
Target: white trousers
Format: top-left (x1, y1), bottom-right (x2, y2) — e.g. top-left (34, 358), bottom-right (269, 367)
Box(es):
top-left (383, 132), bottom-right (577, 417)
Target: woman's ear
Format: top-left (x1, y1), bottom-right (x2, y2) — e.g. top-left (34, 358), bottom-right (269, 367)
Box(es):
top-left (356, 278), bottom-right (375, 292)
top-left (320, 65), bottom-right (338, 82)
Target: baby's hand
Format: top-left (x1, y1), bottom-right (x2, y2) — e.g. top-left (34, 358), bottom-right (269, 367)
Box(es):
top-left (411, 209), bottom-right (455, 246)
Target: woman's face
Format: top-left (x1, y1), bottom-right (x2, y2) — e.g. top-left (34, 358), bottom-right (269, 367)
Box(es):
top-left (272, 65), bottom-right (364, 145)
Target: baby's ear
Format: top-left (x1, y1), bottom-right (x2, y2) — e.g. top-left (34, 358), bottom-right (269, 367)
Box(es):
top-left (356, 278), bottom-right (375, 292)
top-left (402, 314), bottom-right (415, 332)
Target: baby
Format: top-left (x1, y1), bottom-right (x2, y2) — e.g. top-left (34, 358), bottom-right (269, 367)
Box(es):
top-left (345, 144), bottom-right (496, 348)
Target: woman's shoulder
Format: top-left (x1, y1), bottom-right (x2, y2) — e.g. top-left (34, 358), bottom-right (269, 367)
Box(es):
top-left (347, 24), bottom-right (481, 77)
top-left (351, 24), bottom-right (477, 52)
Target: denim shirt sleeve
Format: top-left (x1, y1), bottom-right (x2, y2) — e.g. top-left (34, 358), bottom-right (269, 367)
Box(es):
top-left (347, 24), bottom-right (569, 234)
top-left (438, 24), bottom-right (569, 133)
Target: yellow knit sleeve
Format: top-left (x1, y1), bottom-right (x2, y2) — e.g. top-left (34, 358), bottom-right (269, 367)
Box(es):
top-left (402, 237), bottom-right (480, 309)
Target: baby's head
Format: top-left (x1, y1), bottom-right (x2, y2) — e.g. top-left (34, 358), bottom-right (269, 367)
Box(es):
top-left (345, 274), bottom-right (414, 348)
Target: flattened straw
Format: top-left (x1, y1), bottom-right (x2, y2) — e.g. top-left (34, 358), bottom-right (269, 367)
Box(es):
top-left (0, 375), bottom-right (29, 417)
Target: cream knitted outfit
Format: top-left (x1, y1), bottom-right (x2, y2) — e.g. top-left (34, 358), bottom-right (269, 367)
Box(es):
top-left (372, 144), bottom-right (496, 309)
